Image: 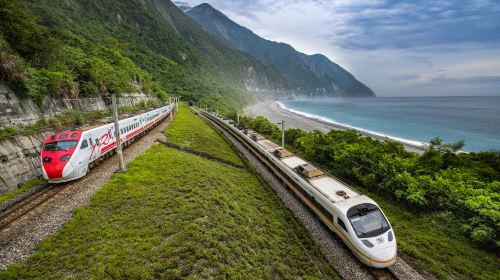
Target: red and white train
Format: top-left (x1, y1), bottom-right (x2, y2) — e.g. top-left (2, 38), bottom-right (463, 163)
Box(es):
top-left (41, 102), bottom-right (175, 183)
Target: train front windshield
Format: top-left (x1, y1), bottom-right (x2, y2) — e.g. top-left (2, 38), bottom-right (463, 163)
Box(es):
top-left (347, 203), bottom-right (390, 238)
top-left (44, 140), bottom-right (78, 151)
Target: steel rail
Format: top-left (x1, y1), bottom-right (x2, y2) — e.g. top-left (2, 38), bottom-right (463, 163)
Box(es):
top-left (0, 184), bottom-right (64, 231)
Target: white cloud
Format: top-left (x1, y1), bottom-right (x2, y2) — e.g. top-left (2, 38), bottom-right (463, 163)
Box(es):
top-left (182, 0), bottom-right (500, 96)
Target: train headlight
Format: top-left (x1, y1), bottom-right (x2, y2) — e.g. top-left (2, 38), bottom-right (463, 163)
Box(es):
top-left (59, 154), bottom-right (71, 161)
top-left (388, 231), bottom-right (393, 242)
top-left (361, 239), bottom-right (374, 248)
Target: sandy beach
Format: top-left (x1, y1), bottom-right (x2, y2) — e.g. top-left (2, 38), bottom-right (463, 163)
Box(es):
top-left (245, 100), bottom-right (426, 154)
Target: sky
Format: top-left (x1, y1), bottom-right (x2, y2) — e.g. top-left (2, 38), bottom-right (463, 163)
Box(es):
top-left (177, 0), bottom-right (500, 97)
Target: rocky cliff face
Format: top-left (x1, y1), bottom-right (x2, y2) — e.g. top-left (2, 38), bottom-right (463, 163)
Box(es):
top-left (187, 3), bottom-right (375, 98)
top-left (0, 83), bottom-right (158, 194)
top-left (0, 133), bottom-right (50, 194)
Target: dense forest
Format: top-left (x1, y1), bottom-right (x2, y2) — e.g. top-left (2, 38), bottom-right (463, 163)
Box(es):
top-left (0, 0), bottom-right (287, 114)
top-left (0, 0), bottom-right (165, 105)
top-left (240, 115), bottom-right (499, 249)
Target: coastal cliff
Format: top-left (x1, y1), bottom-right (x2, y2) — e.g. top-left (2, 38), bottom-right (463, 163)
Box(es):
top-left (187, 3), bottom-right (375, 98)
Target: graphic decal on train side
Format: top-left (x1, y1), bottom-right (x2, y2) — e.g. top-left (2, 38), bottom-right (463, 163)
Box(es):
top-left (89, 128), bottom-right (115, 160)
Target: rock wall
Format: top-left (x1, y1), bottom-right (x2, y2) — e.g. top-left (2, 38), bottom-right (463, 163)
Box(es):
top-left (0, 133), bottom-right (51, 194)
top-left (0, 82), bottom-right (159, 195)
top-left (0, 83), bottom-right (158, 128)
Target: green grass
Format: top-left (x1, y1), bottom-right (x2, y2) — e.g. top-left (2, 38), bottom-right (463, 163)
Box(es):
top-left (1, 145), bottom-right (337, 279)
top-left (0, 178), bottom-right (46, 204)
top-left (166, 103), bottom-right (244, 166)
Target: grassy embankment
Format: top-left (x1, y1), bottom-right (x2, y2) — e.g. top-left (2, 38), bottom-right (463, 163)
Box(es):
top-left (0, 178), bottom-right (45, 204)
top-left (166, 103), bottom-right (243, 166)
top-left (1, 104), bottom-right (337, 279)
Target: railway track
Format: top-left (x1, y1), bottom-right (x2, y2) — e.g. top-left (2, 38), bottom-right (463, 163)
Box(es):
top-left (198, 109), bottom-right (427, 280)
top-left (0, 184), bottom-right (65, 231)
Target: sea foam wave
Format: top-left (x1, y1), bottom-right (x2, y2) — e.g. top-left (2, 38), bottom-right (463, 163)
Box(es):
top-left (276, 101), bottom-right (426, 149)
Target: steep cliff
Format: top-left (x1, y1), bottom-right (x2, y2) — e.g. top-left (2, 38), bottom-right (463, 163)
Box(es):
top-left (20, 0), bottom-right (288, 108)
top-left (187, 3), bottom-right (375, 97)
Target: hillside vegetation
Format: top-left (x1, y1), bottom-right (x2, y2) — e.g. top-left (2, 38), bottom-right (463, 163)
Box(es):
top-left (1, 108), bottom-right (337, 279)
top-left (2, 0), bottom-right (287, 113)
top-left (0, 0), bottom-right (166, 107)
top-left (241, 115), bottom-right (499, 279)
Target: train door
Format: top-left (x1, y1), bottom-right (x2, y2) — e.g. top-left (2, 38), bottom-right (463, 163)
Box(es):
top-left (75, 132), bottom-right (93, 176)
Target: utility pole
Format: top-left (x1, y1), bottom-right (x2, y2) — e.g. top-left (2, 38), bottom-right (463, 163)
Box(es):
top-left (278, 120), bottom-right (285, 148)
top-left (205, 105), bottom-right (208, 111)
top-left (237, 112), bottom-right (240, 124)
top-left (111, 94), bottom-right (126, 172)
top-left (216, 107), bottom-right (219, 116)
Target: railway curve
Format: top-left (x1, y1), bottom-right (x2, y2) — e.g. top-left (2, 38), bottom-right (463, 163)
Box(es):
top-left (197, 108), bottom-right (429, 280)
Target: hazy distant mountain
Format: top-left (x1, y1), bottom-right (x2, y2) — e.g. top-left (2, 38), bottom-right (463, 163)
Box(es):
top-left (173, 1), bottom-right (192, 12)
top-left (187, 3), bottom-right (375, 97)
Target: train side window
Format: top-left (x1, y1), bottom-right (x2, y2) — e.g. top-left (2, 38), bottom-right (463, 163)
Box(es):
top-left (95, 138), bottom-right (99, 146)
top-left (337, 218), bottom-right (348, 232)
top-left (80, 140), bottom-right (88, 149)
top-left (89, 138), bottom-right (93, 145)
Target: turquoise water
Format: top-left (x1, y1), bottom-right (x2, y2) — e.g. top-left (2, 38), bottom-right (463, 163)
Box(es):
top-left (280, 96), bottom-right (500, 152)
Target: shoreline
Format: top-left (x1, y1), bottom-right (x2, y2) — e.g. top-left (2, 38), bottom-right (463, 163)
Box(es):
top-left (245, 100), bottom-right (426, 154)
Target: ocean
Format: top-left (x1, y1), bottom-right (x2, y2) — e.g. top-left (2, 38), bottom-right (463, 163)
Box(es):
top-left (279, 96), bottom-right (500, 152)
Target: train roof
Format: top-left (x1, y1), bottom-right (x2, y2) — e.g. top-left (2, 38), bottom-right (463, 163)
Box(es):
top-left (45, 105), bottom-right (170, 141)
top-left (309, 176), bottom-right (360, 203)
top-left (281, 156), bottom-right (308, 169)
top-left (334, 195), bottom-right (378, 213)
top-left (45, 130), bottom-right (83, 143)
top-left (257, 139), bottom-right (280, 151)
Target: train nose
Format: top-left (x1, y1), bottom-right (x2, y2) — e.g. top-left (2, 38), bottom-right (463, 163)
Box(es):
top-left (43, 161), bottom-right (73, 180)
top-left (371, 245), bottom-right (397, 268)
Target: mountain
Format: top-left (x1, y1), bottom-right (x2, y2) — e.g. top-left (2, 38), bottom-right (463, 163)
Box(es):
top-left (12, 0), bottom-right (288, 112)
top-left (173, 1), bottom-right (192, 12)
top-left (187, 3), bottom-right (375, 97)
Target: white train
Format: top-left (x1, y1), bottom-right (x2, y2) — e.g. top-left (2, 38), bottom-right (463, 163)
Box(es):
top-left (41, 102), bottom-right (175, 183)
top-left (204, 111), bottom-right (397, 268)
